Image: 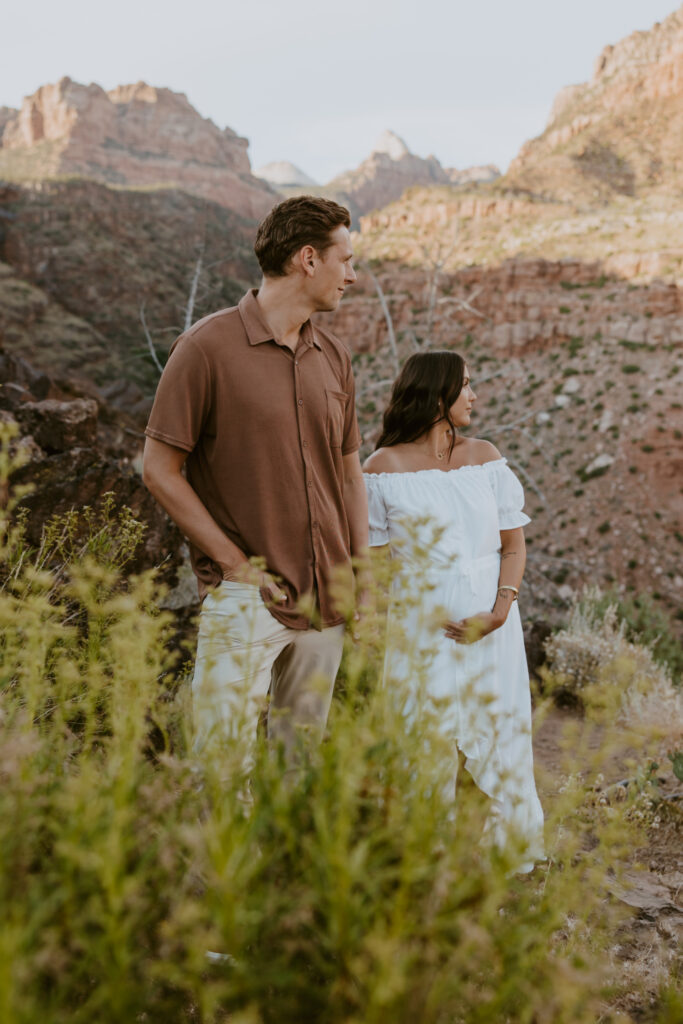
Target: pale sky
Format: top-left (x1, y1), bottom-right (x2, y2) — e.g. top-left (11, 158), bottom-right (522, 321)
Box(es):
top-left (1, 0), bottom-right (678, 182)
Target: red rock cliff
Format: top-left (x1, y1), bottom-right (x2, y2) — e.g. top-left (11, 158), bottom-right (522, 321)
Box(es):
top-left (0, 78), bottom-right (276, 219)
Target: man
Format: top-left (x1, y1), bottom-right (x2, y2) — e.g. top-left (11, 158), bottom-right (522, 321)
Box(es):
top-left (142, 196), bottom-right (368, 763)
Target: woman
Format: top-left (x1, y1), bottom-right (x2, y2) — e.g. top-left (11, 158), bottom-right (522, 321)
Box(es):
top-left (363, 350), bottom-right (544, 871)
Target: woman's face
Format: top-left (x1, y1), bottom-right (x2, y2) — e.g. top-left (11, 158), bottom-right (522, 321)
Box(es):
top-left (448, 365), bottom-right (476, 427)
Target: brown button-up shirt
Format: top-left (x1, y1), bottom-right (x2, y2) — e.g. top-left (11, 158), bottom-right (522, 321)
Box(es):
top-left (145, 289), bottom-right (362, 629)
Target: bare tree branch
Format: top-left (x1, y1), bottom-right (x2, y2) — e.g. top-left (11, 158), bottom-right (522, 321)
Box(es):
top-left (529, 551), bottom-right (586, 571)
top-left (505, 456), bottom-right (547, 505)
top-left (140, 303), bottom-right (165, 377)
top-left (407, 328), bottom-right (421, 352)
top-left (483, 407), bottom-right (549, 434)
top-left (515, 425), bottom-right (555, 470)
top-left (184, 246), bottom-right (204, 333)
top-left (476, 367), bottom-right (506, 385)
top-left (523, 560), bottom-right (572, 602)
top-left (360, 378), bottom-right (394, 394)
top-left (363, 265), bottom-right (400, 377)
top-left (421, 228), bottom-right (460, 345)
top-left (446, 293), bottom-right (488, 320)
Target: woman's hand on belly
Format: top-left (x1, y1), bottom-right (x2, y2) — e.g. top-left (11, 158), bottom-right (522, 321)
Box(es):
top-left (444, 610), bottom-right (505, 644)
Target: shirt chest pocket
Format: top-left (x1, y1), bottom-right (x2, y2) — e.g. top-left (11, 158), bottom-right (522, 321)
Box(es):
top-left (326, 389), bottom-right (348, 448)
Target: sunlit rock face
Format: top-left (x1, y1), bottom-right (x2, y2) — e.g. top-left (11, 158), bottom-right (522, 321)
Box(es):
top-left (0, 78), bottom-right (276, 219)
top-left (327, 131), bottom-right (449, 222)
top-left (506, 5), bottom-right (683, 200)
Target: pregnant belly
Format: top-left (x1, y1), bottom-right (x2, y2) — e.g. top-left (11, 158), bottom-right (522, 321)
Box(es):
top-left (432, 553), bottom-right (501, 621)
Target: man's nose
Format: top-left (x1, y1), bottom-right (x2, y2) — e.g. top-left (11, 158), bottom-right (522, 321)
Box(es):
top-left (346, 265), bottom-right (357, 284)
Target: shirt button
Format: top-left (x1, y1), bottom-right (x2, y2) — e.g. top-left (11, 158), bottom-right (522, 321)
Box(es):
top-left (308, 481), bottom-right (313, 488)
top-left (302, 440), bottom-right (308, 447)
top-left (298, 399), bottom-right (303, 406)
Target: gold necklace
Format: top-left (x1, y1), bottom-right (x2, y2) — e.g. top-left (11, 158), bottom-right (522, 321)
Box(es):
top-left (436, 430), bottom-right (452, 460)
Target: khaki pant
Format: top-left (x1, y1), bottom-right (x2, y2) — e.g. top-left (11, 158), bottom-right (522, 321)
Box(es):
top-left (192, 581), bottom-right (345, 764)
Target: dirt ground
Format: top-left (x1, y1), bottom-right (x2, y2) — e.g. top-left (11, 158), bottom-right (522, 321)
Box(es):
top-left (532, 704), bottom-right (683, 1018)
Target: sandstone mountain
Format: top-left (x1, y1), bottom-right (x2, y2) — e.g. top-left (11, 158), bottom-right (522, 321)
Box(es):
top-left (506, 5), bottom-right (683, 201)
top-left (265, 131), bottom-right (500, 223)
top-left (0, 78), bottom-right (275, 219)
top-left (326, 131), bottom-right (449, 222)
top-left (357, 5), bottom-right (683, 277)
top-left (255, 161), bottom-right (318, 187)
top-left (322, 130), bottom-right (500, 223)
top-left (0, 79), bottom-right (501, 226)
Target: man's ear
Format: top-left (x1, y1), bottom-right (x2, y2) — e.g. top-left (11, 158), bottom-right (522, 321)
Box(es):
top-left (299, 244), bottom-right (317, 277)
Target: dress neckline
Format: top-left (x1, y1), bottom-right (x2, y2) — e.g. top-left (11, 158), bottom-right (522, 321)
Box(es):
top-left (363, 457), bottom-right (506, 479)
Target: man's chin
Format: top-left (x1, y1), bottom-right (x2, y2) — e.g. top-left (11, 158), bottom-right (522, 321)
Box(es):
top-left (315, 297), bottom-right (342, 314)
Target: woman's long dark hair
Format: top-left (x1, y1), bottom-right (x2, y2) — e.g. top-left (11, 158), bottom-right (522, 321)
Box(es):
top-left (376, 350), bottom-right (465, 457)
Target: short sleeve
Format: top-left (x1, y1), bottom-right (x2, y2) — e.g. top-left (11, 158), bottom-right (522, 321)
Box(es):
top-left (486, 459), bottom-right (531, 530)
top-left (341, 356), bottom-right (362, 455)
top-left (364, 475), bottom-right (390, 546)
top-left (145, 336), bottom-right (212, 452)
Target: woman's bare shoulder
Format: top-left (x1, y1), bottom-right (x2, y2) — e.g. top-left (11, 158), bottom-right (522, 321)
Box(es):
top-left (463, 438), bottom-right (502, 465)
top-left (362, 447), bottom-right (404, 474)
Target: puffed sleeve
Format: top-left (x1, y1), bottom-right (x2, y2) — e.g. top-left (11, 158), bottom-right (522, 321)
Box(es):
top-left (486, 459), bottom-right (531, 529)
top-left (364, 475), bottom-right (390, 546)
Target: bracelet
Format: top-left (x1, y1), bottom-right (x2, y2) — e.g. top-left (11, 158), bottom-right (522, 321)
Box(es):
top-left (497, 585), bottom-right (519, 600)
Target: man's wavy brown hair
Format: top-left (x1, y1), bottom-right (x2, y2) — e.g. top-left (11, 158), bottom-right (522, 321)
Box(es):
top-left (254, 196), bottom-right (351, 277)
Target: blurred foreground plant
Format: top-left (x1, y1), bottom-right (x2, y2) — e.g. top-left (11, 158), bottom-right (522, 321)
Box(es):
top-left (0, 428), bottom-right (680, 1022)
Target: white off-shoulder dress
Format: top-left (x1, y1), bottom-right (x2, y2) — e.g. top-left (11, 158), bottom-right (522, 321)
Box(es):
top-left (365, 458), bottom-right (544, 868)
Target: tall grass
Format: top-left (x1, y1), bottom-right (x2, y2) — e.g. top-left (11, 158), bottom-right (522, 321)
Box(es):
top-left (0, 427), bottom-right (680, 1022)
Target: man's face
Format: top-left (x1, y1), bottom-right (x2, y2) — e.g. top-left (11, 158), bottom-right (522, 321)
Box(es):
top-left (310, 226), bottom-right (357, 311)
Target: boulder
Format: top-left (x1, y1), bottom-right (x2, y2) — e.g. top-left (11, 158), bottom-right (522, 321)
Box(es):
top-left (19, 398), bottom-right (98, 453)
top-left (1, 346), bottom-right (183, 581)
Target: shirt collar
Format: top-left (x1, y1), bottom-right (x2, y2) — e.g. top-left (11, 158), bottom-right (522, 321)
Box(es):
top-left (238, 289), bottom-right (322, 350)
